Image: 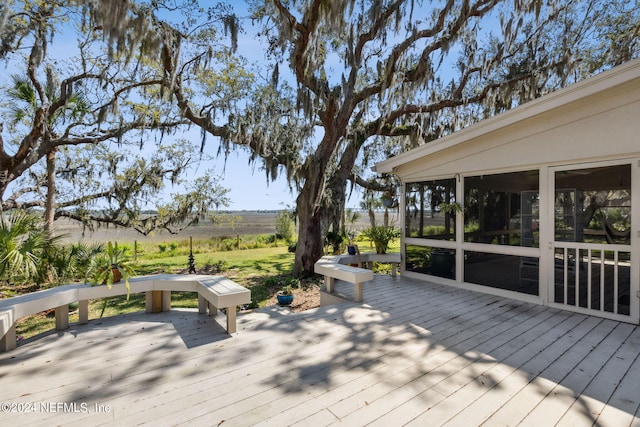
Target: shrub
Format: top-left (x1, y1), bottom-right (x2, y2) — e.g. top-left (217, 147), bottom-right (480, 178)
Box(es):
top-left (0, 211), bottom-right (62, 286)
top-left (361, 226), bottom-right (400, 254)
top-left (214, 260), bottom-right (229, 272)
top-left (275, 210), bottom-right (296, 243)
top-left (49, 242), bottom-right (103, 285)
top-left (286, 276), bottom-right (301, 289)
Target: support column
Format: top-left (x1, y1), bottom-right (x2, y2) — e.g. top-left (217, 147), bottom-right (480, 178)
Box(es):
top-left (354, 282), bottom-right (363, 303)
top-left (208, 302), bottom-right (218, 317)
top-left (226, 308), bottom-right (237, 334)
top-left (325, 276), bottom-right (335, 293)
top-left (198, 295), bottom-right (207, 313)
top-left (146, 291), bottom-right (163, 313)
top-left (78, 300), bottom-right (89, 324)
top-left (0, 324), bottom-right (17, 352)
top-left (55, 305), bottom-right (69, 331)
top-left (162, 291), bottom-right (171, 312)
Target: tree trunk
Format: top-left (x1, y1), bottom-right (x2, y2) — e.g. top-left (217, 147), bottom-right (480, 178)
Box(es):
top-left (44, 149), bottom-right (56, 235)
top-left (326, 175), bottom-right (347, 237)
top-left (293, 178), bottom-right (325, 277)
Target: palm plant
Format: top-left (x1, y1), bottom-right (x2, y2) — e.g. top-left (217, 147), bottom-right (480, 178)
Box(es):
top-left (361, 225), bottom-right (400, 254)
top-left (86, 242), bottom-right (136, 296)
top-left (0, 211), bottom-right (62, 286)
top-left (6, 74), bottom-right (89, 230)
top-left (48, 242), bottom-right (104, 286)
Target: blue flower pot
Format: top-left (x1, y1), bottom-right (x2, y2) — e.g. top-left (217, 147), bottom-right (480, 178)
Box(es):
top-left (277, 294), bottom-right (294, 306)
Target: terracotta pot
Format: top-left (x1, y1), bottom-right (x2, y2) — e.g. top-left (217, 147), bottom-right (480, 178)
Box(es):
top-left (112, 267), bottom-right (122, 283)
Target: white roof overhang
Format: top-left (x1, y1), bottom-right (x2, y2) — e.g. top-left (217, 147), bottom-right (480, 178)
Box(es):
top-left (374, 59), bottom-right (640, 176)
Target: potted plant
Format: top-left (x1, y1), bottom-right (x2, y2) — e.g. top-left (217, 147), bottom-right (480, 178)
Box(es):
top-left (361, 225), bottom-right (400, 254)
top-left (86, 241), bottom-right (136, 296)
top-left (346, 229), bottom-right (359, 255)
top-left (276, 285), bottom-right (294, 306)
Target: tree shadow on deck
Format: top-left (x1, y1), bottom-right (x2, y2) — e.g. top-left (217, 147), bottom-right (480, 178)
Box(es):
top-left (246, 275), bottom-right (640, 425)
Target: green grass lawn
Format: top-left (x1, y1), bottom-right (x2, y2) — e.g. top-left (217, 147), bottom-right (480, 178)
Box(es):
top-left (136, 246), bottom-right (295, 279)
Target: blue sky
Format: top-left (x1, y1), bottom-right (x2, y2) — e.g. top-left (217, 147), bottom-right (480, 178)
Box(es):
top-left (199, 146), bottom-right (297, 211)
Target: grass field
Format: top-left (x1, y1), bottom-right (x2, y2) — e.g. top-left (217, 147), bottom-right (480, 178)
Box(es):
top-left (54, 210), bottom-right (397, 244)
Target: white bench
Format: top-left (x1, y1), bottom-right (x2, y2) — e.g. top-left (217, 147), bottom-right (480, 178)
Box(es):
top-left (0, 274), bottom-right (251, 353)
top-left (314, 252), bottom-right (401, 303)
top-left (197, 277), bottom-right (253, 333)
top-left (335, 253), bottom-right (401, 276)
top-left (0, 285), bottom-right (84, 353)
top-left (314, 257), bottom-right (374, 302)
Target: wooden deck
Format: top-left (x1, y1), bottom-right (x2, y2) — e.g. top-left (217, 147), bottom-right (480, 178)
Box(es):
top-left (1, 275), bottom-right (639, 426)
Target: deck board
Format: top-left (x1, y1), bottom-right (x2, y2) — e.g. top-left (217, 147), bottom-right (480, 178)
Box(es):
top-left (1, 275), bottom-right (639, 426)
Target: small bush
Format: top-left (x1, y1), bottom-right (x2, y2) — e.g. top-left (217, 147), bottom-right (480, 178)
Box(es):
top-left (275, 210), bottom-right (296, 243)
top-left (286, 276), bottom-right (301, 289)
top-left (263, 276), bottom-right (280, 287)
top-left (214, 260), bottom-right (229, 272)
top-left (220, 238), bottom-right (237, 251)
top-left (361, 226), bottom-right (400, 254)
top-left (158, 243), bottom-right (168, 253)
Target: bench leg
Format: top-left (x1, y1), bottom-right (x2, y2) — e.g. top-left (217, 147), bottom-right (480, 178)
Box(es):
top-left (208, 302), bottom-right (218, 317)
top-left (55, 305), bottom-right (69, 331)
top-left (226, 307), bottom-right (237, 334)
top-left (145, 291), bottom-right (164, 313)
top-left (324, 276), bottom-right (335, 293)
top-left (145, 291), bottom-right (153, 313)
top-left (162, 291), bottom-right (171, 312)
top-left (198, 295), bottom-right (207, 314)
top-left (354, 283), bottom-right (364, 303)
top-left (1, 324), bottom-right (17, 352)
top-left (79, 300), bottom-right (89, 324)
top-left (392, 262), bottom-right (398, 276)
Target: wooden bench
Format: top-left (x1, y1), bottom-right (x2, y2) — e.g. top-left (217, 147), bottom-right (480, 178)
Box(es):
top-left (197, 277), bottom-right (253, 333)
top-left (336, 253), bottom-right (401, 276)
top-left (314, 257), bottom-right (374, 302)
top-left (0, 274), bottom-right (251, 353)
top-left (314, 252), bottom-right (401, 303)
top-left (1, 285), bottom-right (83, 353)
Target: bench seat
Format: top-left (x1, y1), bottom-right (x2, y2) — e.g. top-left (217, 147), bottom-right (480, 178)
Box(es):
top-left (1, 285), bottom-right (84, 352)
top-left (314, 260), bottom-right (373, 302)
top-left (336, 253), bottom-right (401, 276)
top-left (314, 252), bottom-right (401, 303)
top-left (0, 274), bottom-right (251, 353)
top-left (197, 277), bottom-right (252, 333)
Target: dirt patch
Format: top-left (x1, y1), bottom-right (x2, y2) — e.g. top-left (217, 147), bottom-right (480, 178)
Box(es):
top-left (263, 282), bottom-right (321, 312)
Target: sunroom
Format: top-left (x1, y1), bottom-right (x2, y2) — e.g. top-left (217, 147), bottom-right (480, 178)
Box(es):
top-left (375, 59), bottom-right (640, 324)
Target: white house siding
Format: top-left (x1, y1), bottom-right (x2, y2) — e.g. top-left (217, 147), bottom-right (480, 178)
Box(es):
top-left (393, 79), bottom-right (640, 182)
top-left (376, 60), bottom-right (640, 324)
